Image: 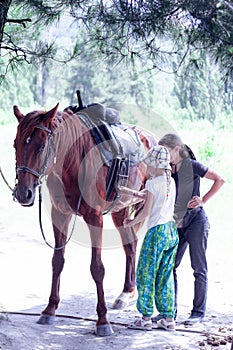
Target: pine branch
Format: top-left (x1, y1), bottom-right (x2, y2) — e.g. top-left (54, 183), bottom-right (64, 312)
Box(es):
top-left (6, 18), bottom-right (32, 28)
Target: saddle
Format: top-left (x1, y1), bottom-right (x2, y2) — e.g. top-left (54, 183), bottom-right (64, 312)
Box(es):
top-left (77, 103), bottom-right (145, 164)
top-left (73, 103), bottom-right (146, 205)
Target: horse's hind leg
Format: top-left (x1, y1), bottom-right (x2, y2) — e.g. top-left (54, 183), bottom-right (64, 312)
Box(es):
top-left (37, 209), bottom-right (71, 325)
top-left (111, 211), bottom-right (138, 309)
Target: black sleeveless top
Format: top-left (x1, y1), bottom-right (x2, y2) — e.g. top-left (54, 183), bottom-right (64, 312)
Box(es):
top-left (172, 158), bottom-right (208, 226)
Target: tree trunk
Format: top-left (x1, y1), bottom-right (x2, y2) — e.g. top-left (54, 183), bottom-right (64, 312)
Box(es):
top-left (0, 0), bottom-right (13, 52)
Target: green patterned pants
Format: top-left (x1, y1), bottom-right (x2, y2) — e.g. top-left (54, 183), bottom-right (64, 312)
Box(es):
top-left (136, 221), bottom-right (178, 318)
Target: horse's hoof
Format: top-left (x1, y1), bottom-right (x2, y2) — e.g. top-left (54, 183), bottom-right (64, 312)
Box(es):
top-left (112, 298), bottom-right (127, 310)
top-left (112, 291), bottom-right (135, 310)
top-left (96, 324), bottom-right (114, 337)
top-left (37, 314), bottom-right (55, 325)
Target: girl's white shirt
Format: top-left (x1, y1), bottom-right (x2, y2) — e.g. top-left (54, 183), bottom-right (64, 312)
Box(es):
top-left (145, 174), bottom-right (176, 230)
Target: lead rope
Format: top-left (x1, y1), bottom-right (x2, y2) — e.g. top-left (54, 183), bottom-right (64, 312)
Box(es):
top-left (38, 146), bottom-right (86, 250)
top-left (0, 166), bottom-right (14, 192)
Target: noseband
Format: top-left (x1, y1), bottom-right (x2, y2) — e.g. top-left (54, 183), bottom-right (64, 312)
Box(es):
top-left (17, 166), bottom-right (41, 179)
top-left (16, 125), bottom-right (54, 184)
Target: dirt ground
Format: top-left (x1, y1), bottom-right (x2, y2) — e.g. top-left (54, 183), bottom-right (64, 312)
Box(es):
top-left (1, 125), bottom-right (233, 349)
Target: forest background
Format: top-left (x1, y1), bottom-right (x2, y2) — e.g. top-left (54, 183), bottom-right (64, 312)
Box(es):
top-left (0, 0), bottom-right (232, 226)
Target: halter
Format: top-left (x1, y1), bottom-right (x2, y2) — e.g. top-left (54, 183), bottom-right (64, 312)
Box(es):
top-left (16, 125), bottom-right (54, 184)
top-left (14, 120), bottom-right (86, 250)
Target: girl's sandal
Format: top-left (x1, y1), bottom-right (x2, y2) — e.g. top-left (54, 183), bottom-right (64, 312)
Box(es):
top-left (157, 318), bottom-right (176, 331)
top-left (128, 317), bottom-right (152, 331)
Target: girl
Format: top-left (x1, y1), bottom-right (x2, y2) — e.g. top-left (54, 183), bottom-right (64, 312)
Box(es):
top-left (120, 145), bottom-right (178, 331)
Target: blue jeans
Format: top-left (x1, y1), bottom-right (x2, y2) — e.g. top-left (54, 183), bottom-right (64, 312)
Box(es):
top-left (174, 207), bottom-right (210, 317)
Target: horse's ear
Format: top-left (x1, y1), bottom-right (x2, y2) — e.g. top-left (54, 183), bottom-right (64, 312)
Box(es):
top-left (13, 105), bottom-right (24, 122)
top-left (43, 103), bottom-right (59, 123)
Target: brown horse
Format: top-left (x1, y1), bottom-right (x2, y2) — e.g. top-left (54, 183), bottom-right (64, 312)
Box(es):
top-left (13, 103), bottom-right (157, 336)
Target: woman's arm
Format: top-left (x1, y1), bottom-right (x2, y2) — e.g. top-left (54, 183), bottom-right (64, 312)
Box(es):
top-left (188, 169), bottom-right (225, 208)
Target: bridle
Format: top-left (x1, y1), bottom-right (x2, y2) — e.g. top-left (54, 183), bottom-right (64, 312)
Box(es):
top-left (14, 122), bottom-right (86, 250)
top-left (15, 125), bottom-right (54, 186)
top-left (14, 123), bottom-right (75, 250)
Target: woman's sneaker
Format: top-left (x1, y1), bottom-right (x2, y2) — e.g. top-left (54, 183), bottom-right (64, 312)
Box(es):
top-left (184, 314), bottom-right (204, 325)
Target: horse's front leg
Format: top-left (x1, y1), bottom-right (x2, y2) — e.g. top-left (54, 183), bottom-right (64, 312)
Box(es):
top-left (86, 217), bottom-right (113, 337)
top-left (37, 207), bottom-right (72, 325)
top-left (111, 211), bottom-right (138, 309)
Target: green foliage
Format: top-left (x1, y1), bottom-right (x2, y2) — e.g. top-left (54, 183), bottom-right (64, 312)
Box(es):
top-left (0, 2), bottom-right (232, 132)
top-left (197, 135), bottom-right (222, 166)
top-left (172, 51), bottom-right (233, 126)
top-left (1, 0), bottom-right (233, 81)
top-left (71, 0), bottom-right (233, 79)
top-left (0, 1), bottom-right (65, 81)
top-left (0, 61), bottom-right (35, 124)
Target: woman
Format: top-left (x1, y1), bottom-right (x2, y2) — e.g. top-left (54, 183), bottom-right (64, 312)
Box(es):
top-left (120, 145), bottom-right (178, 331)
top-left (153, 133), bottom-right (225, 325)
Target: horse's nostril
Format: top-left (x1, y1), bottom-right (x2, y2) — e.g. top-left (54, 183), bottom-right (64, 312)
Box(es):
top-left (27, 189), bottom-right (33, 200)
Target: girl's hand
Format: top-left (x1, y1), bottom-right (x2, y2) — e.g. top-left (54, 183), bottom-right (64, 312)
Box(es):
top-left (187, 196), bottom-right (203, 208)
top-left (123, 218), bottom-right (135, 227)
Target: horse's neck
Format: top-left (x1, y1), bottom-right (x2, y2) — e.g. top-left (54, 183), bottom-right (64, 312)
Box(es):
top-left (53, 113), bottom-right (85, 167)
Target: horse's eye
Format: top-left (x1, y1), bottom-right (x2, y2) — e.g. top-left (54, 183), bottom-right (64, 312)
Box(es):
top-left (25, 137), bottom-right (31, 144)
top-left (39, 144), bottom-right (46, 152)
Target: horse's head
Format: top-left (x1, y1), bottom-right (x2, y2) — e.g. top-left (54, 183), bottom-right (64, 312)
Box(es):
top-left (13, 104), bottom-right (59, 206)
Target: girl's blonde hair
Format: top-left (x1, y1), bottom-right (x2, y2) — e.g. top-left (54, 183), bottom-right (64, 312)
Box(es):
top-left (165, 169), bottom-right (171, 198)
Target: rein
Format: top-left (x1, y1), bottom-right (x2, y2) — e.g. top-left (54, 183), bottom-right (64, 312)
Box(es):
top-left (38, 185), bottom-right (78, 250)
top-left (38, 145), bottom-right (86, 250)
